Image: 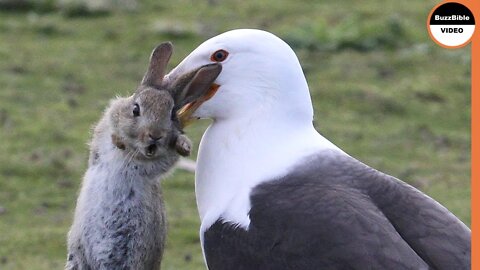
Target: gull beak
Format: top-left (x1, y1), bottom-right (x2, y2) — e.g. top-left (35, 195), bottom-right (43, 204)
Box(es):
top-left (178, 83), bottom-right (220, 127)
top-left (167, 63), bottom-right (222, 128)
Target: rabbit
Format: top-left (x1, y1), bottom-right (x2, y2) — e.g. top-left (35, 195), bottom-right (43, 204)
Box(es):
top-left (65, 42), bottom-right (221, 270)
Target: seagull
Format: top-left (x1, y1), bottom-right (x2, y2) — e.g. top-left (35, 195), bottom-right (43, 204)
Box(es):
top-left (168, 29), bottom-right (471, 270)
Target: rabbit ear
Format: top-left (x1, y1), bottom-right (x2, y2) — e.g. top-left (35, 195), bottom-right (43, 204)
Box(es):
top-left (141, 42), bottom-right (173, 88)
top-left (172, 64), bottom-right (222, 109)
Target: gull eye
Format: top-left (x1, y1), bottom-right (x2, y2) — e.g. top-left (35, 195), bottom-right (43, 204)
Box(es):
top-left (133, 103), bottom-right (140, 117)
top-left (210, 49), bottom-right (229, 62)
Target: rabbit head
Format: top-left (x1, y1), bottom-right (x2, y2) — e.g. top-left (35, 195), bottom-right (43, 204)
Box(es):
top-left (109, 42), bottom-right (221, 160)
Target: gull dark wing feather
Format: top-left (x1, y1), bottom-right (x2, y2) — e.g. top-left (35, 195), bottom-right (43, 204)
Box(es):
top-left (203, 150), bottom-right (470, 270)
top-left (298, 150), bottom-right (471, 269)
top-left (205, 181), bottom-right (428, 270)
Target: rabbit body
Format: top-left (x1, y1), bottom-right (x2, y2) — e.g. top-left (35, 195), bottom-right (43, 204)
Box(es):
top-left (65, 42), bottom-right (221, 270)
top-left (65, 95), bottom-right (179, 270)
top-left (65, 43), bottom-right (221, 270)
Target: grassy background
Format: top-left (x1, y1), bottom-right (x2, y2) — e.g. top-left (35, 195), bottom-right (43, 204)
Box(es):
top-left (0, 0), bottom-right (471, 269)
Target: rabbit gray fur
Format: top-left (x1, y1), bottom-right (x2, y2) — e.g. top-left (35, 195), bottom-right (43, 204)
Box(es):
top-left (65, 42), bottom-right (221, 270)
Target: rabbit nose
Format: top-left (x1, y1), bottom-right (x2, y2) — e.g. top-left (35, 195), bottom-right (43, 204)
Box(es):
top-left (148, 133), bottom-right (163, 143)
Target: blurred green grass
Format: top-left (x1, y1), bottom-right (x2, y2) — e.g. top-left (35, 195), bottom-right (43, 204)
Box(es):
top-left (0, 0), bottom-right (471, 269)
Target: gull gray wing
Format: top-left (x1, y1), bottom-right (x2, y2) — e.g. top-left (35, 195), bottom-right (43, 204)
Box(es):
top-left (295, 150), bottom-right (471, 269)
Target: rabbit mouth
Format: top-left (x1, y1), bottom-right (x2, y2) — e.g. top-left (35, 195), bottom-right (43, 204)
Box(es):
top-left (144, 144), bottom-right (158, 158)
top-left (177, 83), bottom-right (220, 127)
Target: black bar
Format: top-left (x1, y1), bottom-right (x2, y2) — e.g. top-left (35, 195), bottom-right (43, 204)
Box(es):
top-left (430, 2), bottom-right (475, 25)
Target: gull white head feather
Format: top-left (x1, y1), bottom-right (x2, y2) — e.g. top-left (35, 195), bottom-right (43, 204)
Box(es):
top-left (171, 29), bottom-right (314, 124)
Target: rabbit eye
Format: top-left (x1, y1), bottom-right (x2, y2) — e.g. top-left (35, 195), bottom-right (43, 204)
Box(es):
top-left (211, 49), bottom-right (229, 62)
top-left (133, 103), bottom-right (140, 117)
